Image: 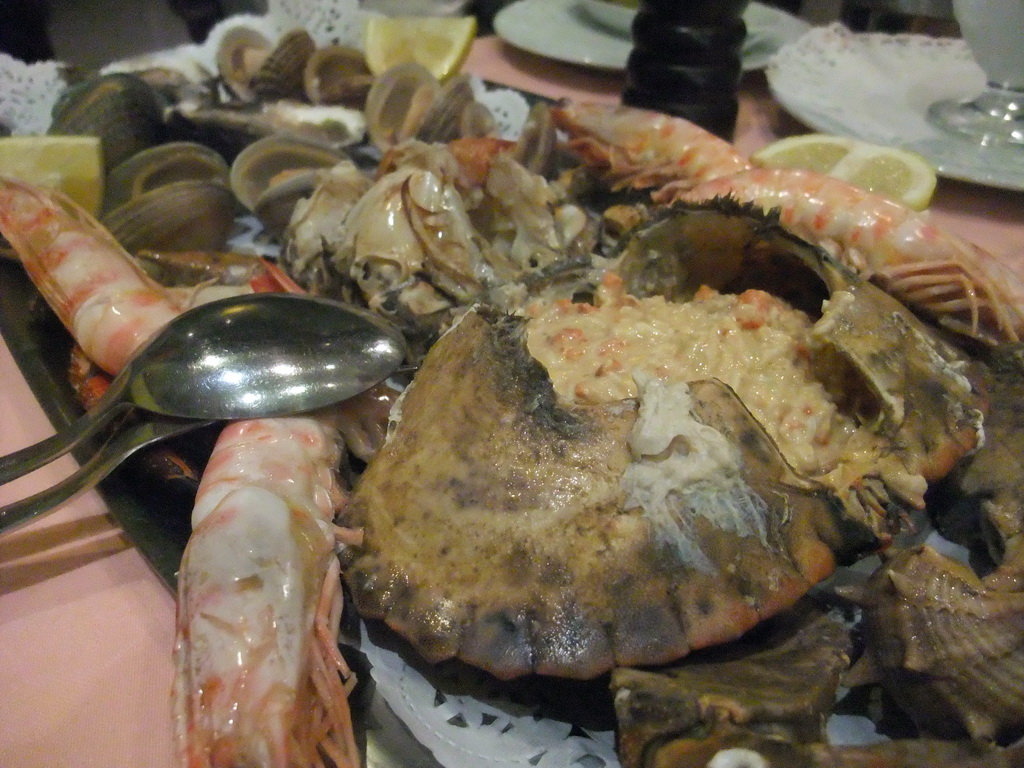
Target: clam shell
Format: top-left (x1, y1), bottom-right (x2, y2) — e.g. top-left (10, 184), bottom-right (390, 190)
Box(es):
top-left (415, 73), bottom-right (476, 144)
top-left (303, 45), bottom-right (373, 106)
top-left (253, 168), bottom-right (323, 239)
top-left (250, 29), bottom-right (315, 102)
top-left (216, 25), bottom-right (273, 101)
top-left (458, 100), bottom-right (497, 139)
top-left (513, 101), bottom-right (557, 175)
top-left (48, 73), bottom-right (164, 172)
top-left (104, 141), bottom-right (230, 214)
top-left (364, 62), bottom-right (440, 151)
top-left (102, 179), bottom-right (236, 253)
top-left (229, 134), bottom-right (343, 213)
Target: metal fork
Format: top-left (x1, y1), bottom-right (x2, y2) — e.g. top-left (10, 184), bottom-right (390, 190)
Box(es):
top-left (0, 416), bottom-right (216, 536)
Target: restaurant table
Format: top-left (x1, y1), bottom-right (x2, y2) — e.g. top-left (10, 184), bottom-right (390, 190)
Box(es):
top-left (1, 33), bottom-right (1022, 768)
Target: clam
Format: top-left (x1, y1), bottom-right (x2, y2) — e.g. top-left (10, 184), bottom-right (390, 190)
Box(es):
top-left (104, 141), bottom-right (230, 214)
top-left (101, 179), bottom-right (236, 253)
top-left (414, 73), bottom-right (478, 144)
top-left (229, 134), bottom-right (344, 212)
top-left (250, 29), bottom-right (316, 102)
top-left (513, 101), bottom-right (558, 176)
top-left (252, 168), bottom-right (325, 240)
top-left (48, 73), bottom-right (165, 172)
top-left (363, 62), bottom-right (440, 151)
top-left (216, 25), bottom-right (274, 101)
top-left (302, 45), bottom-right (373, 106)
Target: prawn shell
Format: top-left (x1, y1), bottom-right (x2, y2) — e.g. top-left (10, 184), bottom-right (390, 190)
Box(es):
top-left (101, 179), bottom-right (237, 253)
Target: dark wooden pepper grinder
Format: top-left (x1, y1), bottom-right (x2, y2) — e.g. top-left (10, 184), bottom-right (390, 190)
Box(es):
top-left (623, 0), bottom-right (750, 140)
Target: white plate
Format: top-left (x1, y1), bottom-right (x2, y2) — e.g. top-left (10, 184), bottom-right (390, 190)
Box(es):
top-left (494, 0), bottom-right (810, 72)
top-left (767, 23), bottom-right (1024, 191)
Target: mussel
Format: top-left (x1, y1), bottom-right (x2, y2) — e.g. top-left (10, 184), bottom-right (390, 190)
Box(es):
top-left (49, 73), bottom-right (165, 172)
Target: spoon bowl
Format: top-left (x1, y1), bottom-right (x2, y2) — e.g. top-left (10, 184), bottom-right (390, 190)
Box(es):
top-left (0, 292), bottom-right (407, 485)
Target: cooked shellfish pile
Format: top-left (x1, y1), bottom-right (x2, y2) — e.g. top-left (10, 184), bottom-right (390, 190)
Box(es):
top-left (30, 34), bottom-right (1024, 767)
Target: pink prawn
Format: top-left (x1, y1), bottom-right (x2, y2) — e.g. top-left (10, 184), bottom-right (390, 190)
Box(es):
top-left (551, 101), bottom-right (752, 191)
top-left (0, 176), bottom-right (362, 768)
top-left (661, 167), bottom-right (1024, 344)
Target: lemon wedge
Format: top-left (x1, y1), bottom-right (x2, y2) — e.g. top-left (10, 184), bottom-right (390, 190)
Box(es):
top-left (751, 133), bottom-right (937, 211)
top-left (364, 15), bottom-right (477, 82)
top-left (0, 135), bottom-right (104, 215)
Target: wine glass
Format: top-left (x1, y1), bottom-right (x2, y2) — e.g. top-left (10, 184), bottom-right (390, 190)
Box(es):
top-left (926, 0), bottom-right (1024, 146)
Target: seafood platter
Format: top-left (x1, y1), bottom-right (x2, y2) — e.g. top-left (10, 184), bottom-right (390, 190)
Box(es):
top-left (2, 6), bottom-right (1024, 768)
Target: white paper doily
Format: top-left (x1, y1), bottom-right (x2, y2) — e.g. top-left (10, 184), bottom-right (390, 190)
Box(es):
top-left (361, 635), bottom-right (619, 768)
top-left (766, 23), bottom-right (1024, 191)
top-left (0, 54), bottom-right (68, 135)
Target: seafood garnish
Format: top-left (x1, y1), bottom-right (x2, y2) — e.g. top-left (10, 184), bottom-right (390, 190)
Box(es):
top-left (0, 177), bottom-right (362, 767)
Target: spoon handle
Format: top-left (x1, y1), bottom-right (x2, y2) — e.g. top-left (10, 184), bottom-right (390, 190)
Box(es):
top-left (0, 416), bottom-right (215, 536)
top-left (0, 372), bottom-right (132, 486)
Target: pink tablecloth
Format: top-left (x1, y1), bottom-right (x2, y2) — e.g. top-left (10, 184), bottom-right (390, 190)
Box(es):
top-left (1, 34), bottom-right (1022, 768)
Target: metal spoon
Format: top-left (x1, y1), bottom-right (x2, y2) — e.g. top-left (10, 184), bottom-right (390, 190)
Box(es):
top-left (0, 292), bottom-right (408, 486)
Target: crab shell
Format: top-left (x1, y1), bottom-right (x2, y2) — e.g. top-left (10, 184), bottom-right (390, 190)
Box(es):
top-left (339, 201), bottom-right (987, 681)
top-left (609, 200), bottom-right (987, 527)
top-left (340, 306), bottom-right (878, 680)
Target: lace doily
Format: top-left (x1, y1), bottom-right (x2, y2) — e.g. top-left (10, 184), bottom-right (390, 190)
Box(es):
top-left (360, 632), bottom-right (619, 768)
top-left (766, 23), bottom-right (1024, 190)
top-left (0, 54), bottom-right (68, 135)
top-left (767, 23), bottom-right (979, 148)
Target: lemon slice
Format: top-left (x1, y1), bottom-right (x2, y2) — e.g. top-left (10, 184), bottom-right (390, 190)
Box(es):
top-left (751, 133), bottom-right (937, 211)
top-left (0, 135), bottom-right (104, 215)
top-left (365, 15), bottom-right (477, 82)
